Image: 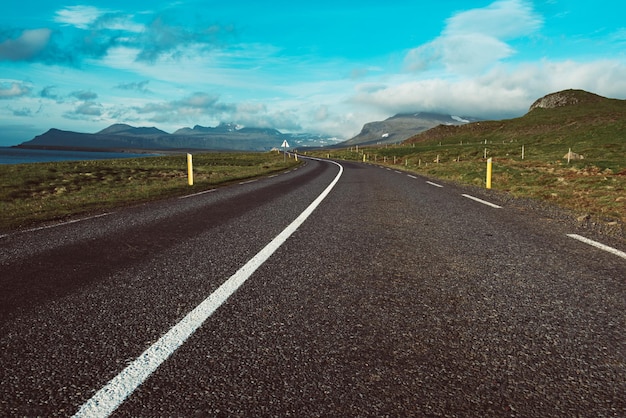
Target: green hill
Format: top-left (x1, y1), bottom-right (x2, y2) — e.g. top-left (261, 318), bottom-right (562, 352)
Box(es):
top-left (405, 89), bottom-right (625, 169)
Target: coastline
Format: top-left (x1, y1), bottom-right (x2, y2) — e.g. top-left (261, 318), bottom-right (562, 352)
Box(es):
top-left (14, 144), bottom-right (235, 155)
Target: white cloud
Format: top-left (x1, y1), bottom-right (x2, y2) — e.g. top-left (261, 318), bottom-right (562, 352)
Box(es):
top-left (54, 5), bottom-right (108, 29)
top-left (444, 0), bottom-right (542, 39)
top-left (404, 0), bottom-right (543, 75)
top-left (0, 81), bottom-right (32, 98)
top-left (115, 80), bottom-right (151, 93)
top-left (405, 33), bottom-right (514, 74)
top-left (0, 29), bottom-right (52, 61)
top-left (351, 59), bottom-right (626, 120)
top-left (71, 90), bottom-right (98, 101)
top-left (74, 102), bottom-right (103, 116)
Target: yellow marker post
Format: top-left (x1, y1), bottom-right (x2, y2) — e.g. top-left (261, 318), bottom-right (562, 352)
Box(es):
top-left (187, 153), bottom-right (193, 186)
top-left (486, 157), bottom-right (492, 189)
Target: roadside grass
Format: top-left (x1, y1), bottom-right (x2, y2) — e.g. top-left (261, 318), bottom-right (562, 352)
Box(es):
top-left (0, 152), bottom-right (298, 231)
top-left (308, 136), bottom-right (625, 232)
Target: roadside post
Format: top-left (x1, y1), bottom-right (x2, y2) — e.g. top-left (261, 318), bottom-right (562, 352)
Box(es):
top-left (486, 157), bottom-right (493, 189)
top-left (281, 139), bottom-right (289, 162)
top-left (187, 153), bottom-right (193, 186)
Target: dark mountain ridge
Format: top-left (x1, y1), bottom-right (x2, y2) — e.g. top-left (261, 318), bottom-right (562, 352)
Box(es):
top-left (97, 124), bottom-right (169, 137)
top-left (18, 123), bottom-right (340, 152)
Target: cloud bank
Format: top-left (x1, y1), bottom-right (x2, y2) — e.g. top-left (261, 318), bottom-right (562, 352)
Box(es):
top-left (347, 0), bottom-right (626, 123)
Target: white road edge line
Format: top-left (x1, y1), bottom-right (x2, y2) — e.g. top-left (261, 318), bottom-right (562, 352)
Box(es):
top-left (73, 159), bottom-right (344, 418)
top-left (407, 175), bottom-right (417, 179)
top-left (461, 194), bottom-right (502, 209)
top-left (567, 234), bottom-right (626, 260)
top-left (239, 179), bottom-right (258, 185)
top-left (11, 213), bottom-right (111, 236)
top-left (426, 181), bottom-right (443, 188)
top-left (178, 189), bottom-right (217, 199)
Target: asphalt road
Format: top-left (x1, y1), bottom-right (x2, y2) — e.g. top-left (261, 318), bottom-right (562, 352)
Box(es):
top-left (1, 158), bottom-right (625, 417)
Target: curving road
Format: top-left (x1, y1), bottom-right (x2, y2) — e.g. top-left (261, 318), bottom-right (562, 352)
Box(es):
top-left (1, 157), bottom-right (625, 417)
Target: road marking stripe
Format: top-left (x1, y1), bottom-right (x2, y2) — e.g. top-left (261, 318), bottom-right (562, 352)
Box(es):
top-left (179, 189), bottom-right (217, 199)
top-left (407, 175), bottom-right (417, 179)
top-left (461, 194), bottom-right (502, 209)
top-left (239, 179), bottom-right (258, 185)
top-left (11, 213), bottom-right (111, 236)
top-left (73, 160), bottom-right (344, 418)
top-left (426, 181), bottom-right (443, 188)
top-left (567, 234), bottom-right (626, 260)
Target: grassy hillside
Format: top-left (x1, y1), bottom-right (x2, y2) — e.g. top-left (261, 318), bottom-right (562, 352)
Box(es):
top-left (407, 90), bottom-right (625, 165)
top-left (313, 90), bottom-right (626, 237)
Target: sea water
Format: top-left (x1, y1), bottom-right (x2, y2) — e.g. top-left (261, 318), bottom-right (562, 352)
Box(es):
top-left (0, 147), bottom-right (158, 165)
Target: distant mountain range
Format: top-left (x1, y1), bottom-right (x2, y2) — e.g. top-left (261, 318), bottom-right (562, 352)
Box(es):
top-left (17, 110), bottom-right (486, 152)
top-left (338, 112), bottom-right (481, 147)
top-left (17, 111), bottom-right (485, 152)
top-left (17, 123), bottom-right (342, 152)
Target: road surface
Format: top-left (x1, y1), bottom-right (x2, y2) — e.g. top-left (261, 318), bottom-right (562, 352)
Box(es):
top-left (1, 158), bottom-right (625, 417)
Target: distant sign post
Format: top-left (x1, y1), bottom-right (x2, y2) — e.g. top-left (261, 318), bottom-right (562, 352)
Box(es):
top-left (281, 140), bottom-right (290, 161)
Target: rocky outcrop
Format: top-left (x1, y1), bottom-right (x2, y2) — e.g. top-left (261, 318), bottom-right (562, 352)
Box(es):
top-left (529, 89), bottom-right (606, 111)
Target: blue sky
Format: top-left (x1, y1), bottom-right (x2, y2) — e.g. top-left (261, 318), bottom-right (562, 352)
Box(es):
top-left (1, 0), bottom-right (625, 146)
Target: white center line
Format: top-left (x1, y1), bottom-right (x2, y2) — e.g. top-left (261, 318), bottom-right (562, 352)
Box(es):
top-left (407, 175), bottom-right (417, 179)
top-left (426, 181), bottom-right (443, 188)
top-left (461, 194), bottom-right (502, 208)
top-left (567, 234), bottom-right (626, 260)
top-left (73, 160), bottom-right (344, 418)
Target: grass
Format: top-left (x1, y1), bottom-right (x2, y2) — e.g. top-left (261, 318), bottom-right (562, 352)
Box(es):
top-left (308, 92), bottom-right (626, 235)
top-left (311, 145), bottom-right (625, 228)
top-left (0, 152), bottom-right (299, 231)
